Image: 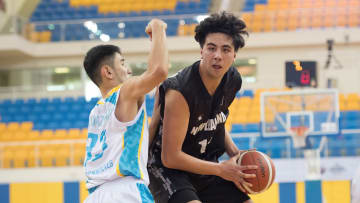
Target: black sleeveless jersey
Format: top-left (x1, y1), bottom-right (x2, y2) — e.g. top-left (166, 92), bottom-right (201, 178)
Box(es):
top-left (148, 60), bottom-right (242, 184)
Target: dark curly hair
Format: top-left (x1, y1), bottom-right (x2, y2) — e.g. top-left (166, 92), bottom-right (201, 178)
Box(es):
top-left (194, 11), bottom-right (248, 52)
top-left (83, 45), bottom-right (121, 86)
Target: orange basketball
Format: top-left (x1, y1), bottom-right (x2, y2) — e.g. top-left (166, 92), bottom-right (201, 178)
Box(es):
top-left (237, 150), bottom-right (276, 194)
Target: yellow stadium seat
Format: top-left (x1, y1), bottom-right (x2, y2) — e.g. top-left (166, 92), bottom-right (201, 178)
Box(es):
top-left (70, 0), bottom-right (82, 7)
top-left (40, 130), bottom-right (54, 140)
top-left (74, 143), bottom-right (86, 166)
top-left (30, 31), bottom-right (40, 42)
top-left (263, 17), bottom-right (273, 32)
top-left (39, 31), bottom-right (51, 43)
top-left (298, 10), bottom-right (311, 29)
top-left (266, 4), bottom-right (277, 10)
top-left (80, 0), bottom-right (93, 6)
top-left (98, 4), bottom-right (112, 13)
top-left (177, 24), bottom-right (187, 36)
top-left (225, 122), bottom-right (232, 132)
top-left (68, 128), bottom-right (81, 139)
top-left (187, 24), bottom-right (197, 36)
top-left (54, 129), bottom-right (67, 140)
top-left (39, 145), bottom-right (56, 167)
top-left (275, 17), bottom-right (287, 31)
top-left (277, 104), bottom-right (290, 112)
top-left (233, 114), bottom-right (248, 124)
top-left (7, 122), bottom-right (20, 132)
top-left (337, 0), bottom-right (348, 7)
top-left (242, 13), bottom-right (253, 25)
top-left (339, 93), bottom-right (345, 102)
top-left (20, 122), bottom-right (33, 132)
top-left (25, 146), bottom-right (36, 167)
top-left (3, 147), bottom-right (15, 168)
top-left (305, 104), bottom-right (318, 111)
top-left (81, 128), bottom-right (88, 139)
top-left (248, 114), bottom-right (260, 123)
top-left (325, 0), bottom-right (336, 7)
top-left (1, 131), bottom-right (13, 142)
top-left (55, 144), bottom-right (71, 166)
top-left (265, 114), bottom-right (275, 123)
top-left (164, 1), bottom-right (177, 10)
top-left (313, 1), bottom-right (324, 8)
top-left (13, 131), bottom-right (27, 141)
top-left (347, 93), bottom-right (359, 102)
top-left (14, 147), bottom-right (27, 168)
top-left (339, 101), bottom-right (346, 111)
top-left (346, 101), bottom-right (360, 111)
top-left (311, 11), bottom-right (324, 28)
top-left (255, 4), bottom-right (266, 11)
top-left (290, 103), bottom-right (302, 111)
top-left (349, 0), bottom-right (360, 6)
top-left (28, 130), bottom-right (40, 140)
top-left (0, 123), bottom-right (6, 133)
top-left (253, 12), bottom-right (265, 24)
top-left (239, 97), bottom-right (252, 106)
top-left (324, 9), bottom-right (335, 27)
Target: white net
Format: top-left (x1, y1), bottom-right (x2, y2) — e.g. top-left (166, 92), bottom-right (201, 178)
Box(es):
top-left (290, 126), bottom-right (309, 148)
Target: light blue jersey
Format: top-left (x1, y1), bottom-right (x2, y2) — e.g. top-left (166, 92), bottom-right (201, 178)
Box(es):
top-left (84, 85), bottom-right (150, 191)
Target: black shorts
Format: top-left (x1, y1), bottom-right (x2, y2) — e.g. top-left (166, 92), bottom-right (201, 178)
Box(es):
top-left (148, 165), bottom-right (250, 203)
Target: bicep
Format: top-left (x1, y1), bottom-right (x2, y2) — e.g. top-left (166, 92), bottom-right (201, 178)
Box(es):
top-left (162, 90), bottom-right (189, 155)
top-left (121, 70), bottom-right (166, 100)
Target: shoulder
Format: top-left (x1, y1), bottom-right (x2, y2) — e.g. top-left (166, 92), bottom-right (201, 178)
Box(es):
top-left (161, 61), bottom-right (198, 93)
top-left (225, 66), bottom-right (242, 90)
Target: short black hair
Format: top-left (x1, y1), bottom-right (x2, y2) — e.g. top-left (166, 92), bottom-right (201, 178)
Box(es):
top-left (83, 45), bottom-right (121, 86)
top-left (194, 11), bottom-right (248, 52)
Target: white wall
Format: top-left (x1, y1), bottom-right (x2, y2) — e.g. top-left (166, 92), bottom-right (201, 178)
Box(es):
top-left (1, 27), bottom-right (360, 94)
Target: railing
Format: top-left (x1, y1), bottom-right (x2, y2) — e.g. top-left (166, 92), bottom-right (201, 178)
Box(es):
top-left (0, 139), bottom-right (86, 169)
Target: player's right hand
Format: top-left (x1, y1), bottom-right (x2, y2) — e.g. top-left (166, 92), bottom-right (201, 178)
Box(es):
top-left (145, 19), bottom-right (167, 41)
top-left (218, 153), bottom-right (257, 193)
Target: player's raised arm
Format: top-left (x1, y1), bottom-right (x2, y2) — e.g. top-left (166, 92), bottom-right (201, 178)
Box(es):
top-left (121, 19), bottom-right (168, 100)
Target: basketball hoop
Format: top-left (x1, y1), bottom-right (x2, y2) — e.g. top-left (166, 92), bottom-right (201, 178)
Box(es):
top-left (290, 126), bottom-right (309, 148)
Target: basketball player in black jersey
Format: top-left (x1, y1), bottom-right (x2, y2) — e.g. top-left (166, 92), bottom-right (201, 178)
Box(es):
top-left (147, 12), bottom-right (257, 203)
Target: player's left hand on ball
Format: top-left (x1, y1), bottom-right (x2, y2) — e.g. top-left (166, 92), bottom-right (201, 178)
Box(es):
top-left (232, 152), bottom-right (258, 192)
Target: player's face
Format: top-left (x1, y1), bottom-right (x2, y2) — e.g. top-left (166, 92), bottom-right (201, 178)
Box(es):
top-left (200, 33), bottom-right (236, 79)
top-left (112, 52), bottom-right (132, 83)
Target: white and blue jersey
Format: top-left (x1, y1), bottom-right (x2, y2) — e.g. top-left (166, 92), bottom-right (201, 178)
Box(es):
top-left (84, 85), bottom-right (153, 203)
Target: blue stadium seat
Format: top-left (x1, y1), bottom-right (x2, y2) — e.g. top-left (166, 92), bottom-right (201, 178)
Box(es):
top-left (245, 123), bottom-right (260, 132)
top-left (53, 113), bottom-right (65, 121)
top-left (232, 137), bottom-right (250, 149)
top-left (39, 98), bottom-right (49, 105)
top-left (25, 98), bottom-right (37, 105)
top-left (33, 121), bottom-right (48, 130)
top-left (231, 124), bottom-right (246, 133)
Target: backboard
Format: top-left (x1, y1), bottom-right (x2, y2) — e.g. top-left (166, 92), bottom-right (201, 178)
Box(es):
top-left (260, 89), bottom-right (340, 147)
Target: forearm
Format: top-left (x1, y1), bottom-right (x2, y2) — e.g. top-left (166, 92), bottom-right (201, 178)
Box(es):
top-left (224, 131), bottom-right (239, 157)
top-left (147, 22), bottom-right (168, 78)
top-left (162, 151), bottom-right (221, 176)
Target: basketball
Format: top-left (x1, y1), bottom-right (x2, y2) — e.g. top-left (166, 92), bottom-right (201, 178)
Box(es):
top-left (237, 150), bottom-right (276, 194)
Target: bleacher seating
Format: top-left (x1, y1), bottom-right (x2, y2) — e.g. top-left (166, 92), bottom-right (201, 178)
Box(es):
top-left (241, 0), bottom-right (360, 32)
top-left (0, 91), bottom-right (360, 168)
top-left (26, 0), bottom-right (211, 42)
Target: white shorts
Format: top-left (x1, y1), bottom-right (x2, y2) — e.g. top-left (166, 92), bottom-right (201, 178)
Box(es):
top-left (84, 176), bottom-right (154, 203)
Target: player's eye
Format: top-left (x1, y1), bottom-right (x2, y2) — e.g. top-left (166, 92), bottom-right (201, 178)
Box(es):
top-left (208, 47), bottom-right (215, 52)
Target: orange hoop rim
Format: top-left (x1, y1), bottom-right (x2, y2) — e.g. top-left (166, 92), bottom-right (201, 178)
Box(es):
top-left (290, 126), bottom-right (309, 137)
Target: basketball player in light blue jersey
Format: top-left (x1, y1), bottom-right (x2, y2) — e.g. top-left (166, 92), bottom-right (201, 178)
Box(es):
top-left (82, 19), bottom-right (168, 203)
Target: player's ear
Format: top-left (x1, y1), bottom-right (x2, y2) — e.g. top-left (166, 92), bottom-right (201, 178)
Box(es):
top-left (102, 65), bottom-right (113, 79)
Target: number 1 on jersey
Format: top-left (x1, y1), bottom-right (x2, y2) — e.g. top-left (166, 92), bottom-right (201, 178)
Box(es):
top-left (199, 139), bottom-right (207, 154)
